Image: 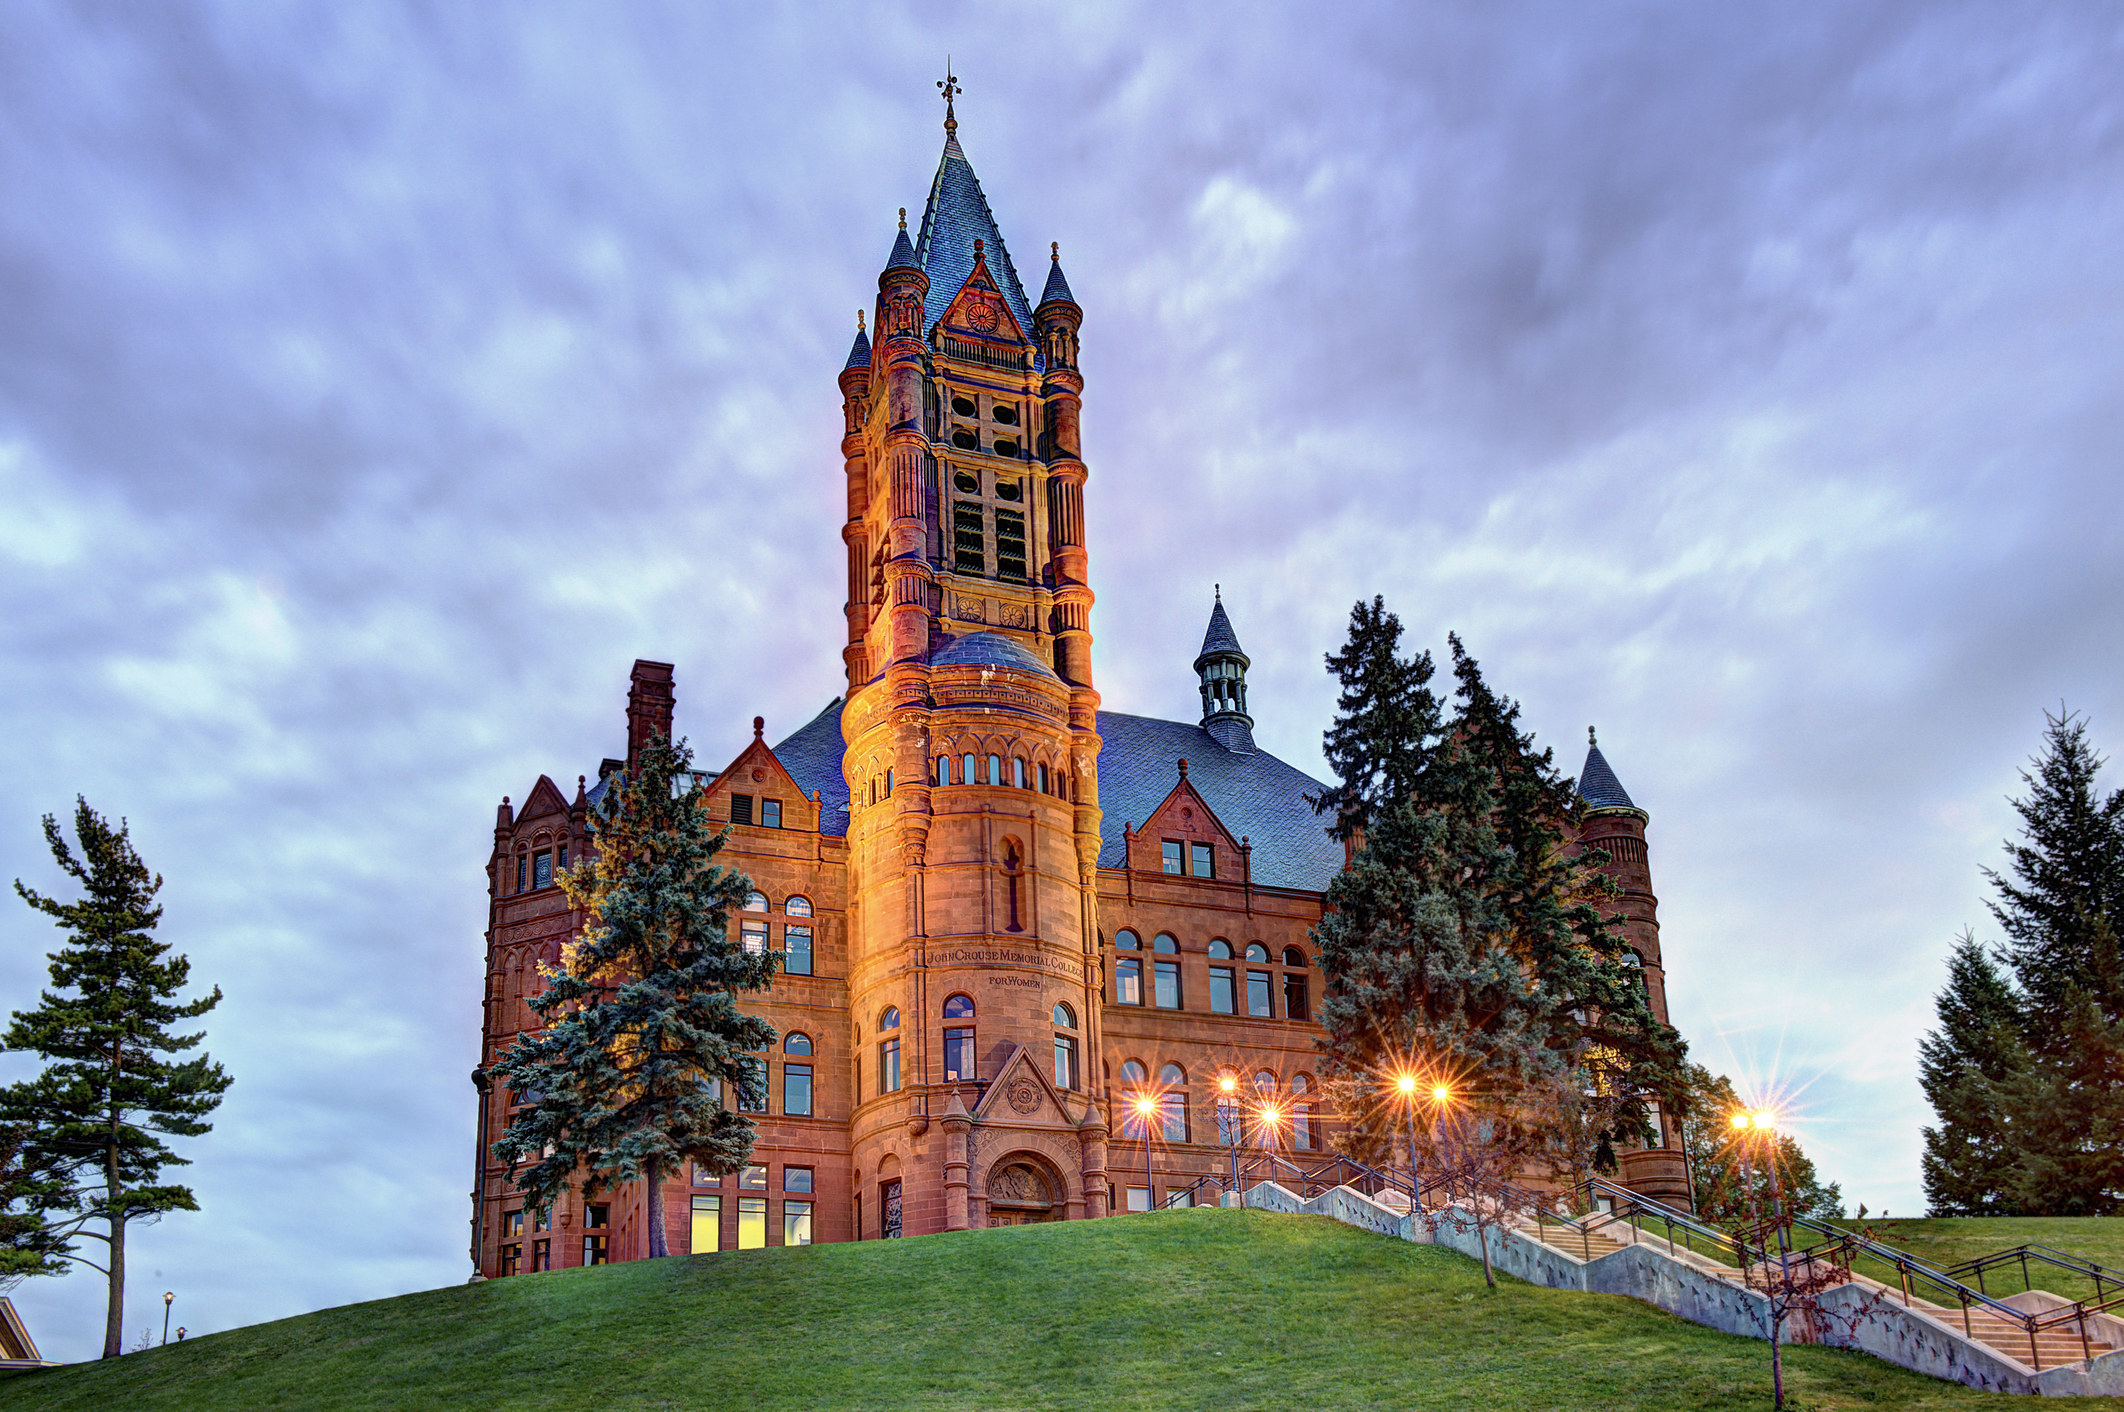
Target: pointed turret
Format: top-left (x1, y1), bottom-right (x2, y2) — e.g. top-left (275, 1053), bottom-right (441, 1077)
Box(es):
top-left (1193, 587), bottom-right (1254, 753)
top-left (1578, 727), bottom-right (1643, 817)
top-left (1039, 243), bottom-right (1077, 308)
top-left (885, 208), bottom-right (919, 272)
top-left (842, 310), bottom-right (872, 371)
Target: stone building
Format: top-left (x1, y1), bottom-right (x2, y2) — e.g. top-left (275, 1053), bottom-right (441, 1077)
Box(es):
top-left (469, 95), bottom-right (1686, 1277)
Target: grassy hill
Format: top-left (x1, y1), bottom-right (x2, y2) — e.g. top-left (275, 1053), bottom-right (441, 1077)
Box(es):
top-left (1, 1209), bottom-right (2101, 1411)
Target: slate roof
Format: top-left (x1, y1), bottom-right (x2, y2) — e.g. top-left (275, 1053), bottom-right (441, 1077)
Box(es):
top-left (1194, 598), bottom-right (1246, 666)
top-left (1095, 711), bottom-right (1341, 891)
top-left (885, 224), bottom-right (919, 272)
top-left (842, 325), bottom-right (871, 371)
top-left (912, 132), bottom-right (1035, 339)
top-left (1577, 742), bottom-right (1639, 813)
top-left (763, 697), bottom-right (1340, 887)
top-left (1039, 256), bottom-right (1076, 307)
top-left (931, 630), bottom-right (1061, 681)
top-left (773, 698), bottom-right (853, 837)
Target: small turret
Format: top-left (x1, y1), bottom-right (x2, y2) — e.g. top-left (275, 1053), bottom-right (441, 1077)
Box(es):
top-left (1193, 587), bottom-right (1254, 753)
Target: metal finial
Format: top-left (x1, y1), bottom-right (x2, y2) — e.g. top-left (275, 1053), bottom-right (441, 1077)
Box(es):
top-left (937, 63), bottom-right (960, 133)
top-left (973, 237), bottom-right (984, 259)
top-left (1588, 725), bottom-right (1598, 747)
top-left (1214, 582), bottom-right (1221, 602)
top-left (898, 206), bottom-right (907, 231)
top-left (1051, 241), bottom-right (1059, 262)
top-left (857, 309), bottom-right (865, 331)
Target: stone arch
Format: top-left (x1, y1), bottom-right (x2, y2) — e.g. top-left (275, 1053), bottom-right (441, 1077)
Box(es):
top-left (980, 1146), bottom-right (1069, 1228)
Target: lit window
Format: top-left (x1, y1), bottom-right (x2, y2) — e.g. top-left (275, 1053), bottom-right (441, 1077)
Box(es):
top-left (1248, 970), bottom-right (1273, 1017)
top-left (533, 851), bottom-right (553, 889)
top-left (499, 1243), bottom-right (521, 1277)
top-left (761, 799), bottom-right (782, 829)
top-left (943, 994), bottom-right (975, 1019)
top-left (691, 1195), bottom-right (721, 1253)
top-left (1191, 843), bottom-right (1213, 878)
top-left (741, 919), bottom-right (768, 955)
top-left (731, 794), bottom-right (754, 825)
top-left (1154, 959), bottom-right (1181, 1009)
top-left (1161, 840), bottom-right (1183, 874)
top-left (1126, 1186), bottom-right (1151, 1213)
top-left (784, 1201), bottom-right (814, 1246)
top-left (739, 1198), bottom-right (767, 1250)
top-left (784, 925), bottom-right (813, 975)
top-left (784, 1062), bottom-right (813, 1116)
top-left (943, 1027), bottom-right (975, 1081)
top-left (503, 1209), bottom-right (525, 1238)
top-left (532, 1239), bottom-right (550, 1271)
top-left (1116, 957), bottom-right (1142, 1005)
top-left (1210, 966), bottom-right (1236, 1014)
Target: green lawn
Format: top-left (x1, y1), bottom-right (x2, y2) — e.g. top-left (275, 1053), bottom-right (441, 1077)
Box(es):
top-left (2, 1210), bottom-right (2107, 1411)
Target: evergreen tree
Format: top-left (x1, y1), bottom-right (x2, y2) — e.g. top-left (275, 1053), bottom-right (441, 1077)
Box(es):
top-left (0, 799), bottom-right (230, 1358)
top-left (1986, 710), bottom-right (2124, 1038)
top-left (1306, 596), bottom-right (1439, 842)
top-left (0, 1125), bottom-right (70, 1290)
top-left (1918, 932), bottom-right (2028, 1215)
top-left (488, 735), bottom-right (778, 1258)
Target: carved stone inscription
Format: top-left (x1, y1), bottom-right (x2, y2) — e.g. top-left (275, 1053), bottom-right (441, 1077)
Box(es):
top-left (929, 946), bottom-right (1084, 983)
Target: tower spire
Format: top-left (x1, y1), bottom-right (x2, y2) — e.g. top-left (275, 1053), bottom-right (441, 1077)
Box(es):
top-left (937, 64), bottom-right (960, 134)
top-left (1193, 591), bottom-right (1254, 753)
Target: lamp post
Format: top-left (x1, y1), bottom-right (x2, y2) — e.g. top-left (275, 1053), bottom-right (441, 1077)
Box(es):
top-left (1430, 1083), bottom-right (1455, 1201)
top-left (1219, 1073), bottom-right (1240, 1198)
top-left (162, 1291), bottom-right (174, 1347)
top-left (1133, 1095), bottom-right (1159, 1211)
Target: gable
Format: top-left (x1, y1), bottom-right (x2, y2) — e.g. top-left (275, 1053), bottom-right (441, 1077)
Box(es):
top-left (937, 249), bottom-right (1028, 346)
top-left (704, 721), bottom-right (821, 833)
top-left (971, 1043), bottom-right (1078, 1127)
top-left (516, 773), bottom-right (571, 822)
top-left (1127, 764), bottom-right (1243, 877)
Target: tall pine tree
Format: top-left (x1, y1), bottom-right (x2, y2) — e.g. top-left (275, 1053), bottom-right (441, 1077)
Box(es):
top-left (488, 735), bottom-right (778, 1258)
top-left (1306, 596), bottom-right (1438, 842)
top-left (1918, 932), bottom-right (2028, 1215)
top-left (0, 799), bottom-right (230, 1358)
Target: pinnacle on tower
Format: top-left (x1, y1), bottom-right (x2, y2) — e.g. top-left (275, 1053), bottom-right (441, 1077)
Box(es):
top-left (1039, 242), bottom-right (1077, 307)
top-left (1578, 728), bottom-right (1643, 815)
top-left (1193, 586), bottom-right (1255, 753)
top-left (910, 79), bottom-right (1033, 339)
top-left (843, 310), bottom-right (871, 370)
top-left (885, 206), bottom-right (919, 272)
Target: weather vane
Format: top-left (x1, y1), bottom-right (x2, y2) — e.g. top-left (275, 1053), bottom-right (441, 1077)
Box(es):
top-left (938, 63), bottom-right (960, 133)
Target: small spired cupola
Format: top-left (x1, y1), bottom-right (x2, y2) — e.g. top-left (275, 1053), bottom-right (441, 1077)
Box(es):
top-left (1578, 726), bottom-right (1646, 820)
top-left (1194, 586), bottom-right (1255, 753)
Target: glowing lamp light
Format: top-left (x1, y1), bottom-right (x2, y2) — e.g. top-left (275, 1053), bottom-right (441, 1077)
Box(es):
top-left (1259, 1104), bottom-right (1282, 1125)
top-left (1431, 1084), bottom-right (1452, 1105)
top-left (1218, 1074), bottom-right (1237, 1094)
top-left (1751, 1110), bottom-right (1777, 1131)
top-left (1396, 1074), bottom-right (1418, 1096)
top-left (1729, 1112), bottom-right (1751, 1131)
top-left (1133, 1096), bottom-right (1158, 1117)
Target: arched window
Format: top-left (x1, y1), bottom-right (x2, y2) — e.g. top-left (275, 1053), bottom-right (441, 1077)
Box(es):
top-left (987, 753), bottom-right (1002, 786)
top-left (1215, 1072), bottom-right (1242, 1146)
top-left (1153, 934), bottom-right (1178, 954)
top-left (1151, 935), bottom-right (1181, 1009)
top-left (1115, 930), bottom-right (1140, 949)
top-left (1282, 946), bottom-right (1305, 967)
top-left (1291, 1073), bottom-right (1314, 1150)
top-left (1053, 1005), bottom-right (1079, 1090)
top-left (1253, 1070), bottom-right (1280, 1148)
top-left (942, 995), bottom-right (975, 1082)
top-left (785, 1033), bottom-right (813, 1055)
top-left (962, 753), bottom-right (976, 785)
top-left (879, 1007), bottom-right (900, 1030)
top-left (1120, 1059), bottom-right (1147, 1084)
top-left (1115, 952), bottom-right (1142, 1005)
top-left (1119, 1060), bottom-right (1152, 1140)
top-left (943, 993), bottom-right (975, 1019)
top-left (1244, 942), bottom-right (1269, 961)
top-left (885, 768), bottom-right (893, 797)
top-left (878, 1010), bottom-right (901, 1094)
top-left (1038, 763), bottom-right (1050, 793)
top-left (1208, 939), bottom-right (1233, 959)
top-left (1254, 1070), bottom-right (1277, 1095)
top-left (743, 892), bottom-right (769, 912)
top-left (786, 896), bottom-right (813, 917)
top-left (1053, 1002), bottom-right (1076, 1028)
top-left (1013, 757), bottom-right (1027, 789)
top-left (934, 755), bottom-right (949, 787)
top-left (1159, 1063), bottom-right (1188, 1143)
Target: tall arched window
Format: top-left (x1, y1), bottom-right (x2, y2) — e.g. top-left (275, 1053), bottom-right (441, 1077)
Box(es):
top-left (1152, 934), bottom-right (1181, 1009)
top-left (962, 753), bottom-right (976, 785)
top-left (1038, 762), bottom-right (1050, 793)
top-left (1013, 757), bottom-right (1027, 788)
top-left (1114, 930), bottom-right (1142, 1005)
top-left (783, 1033), bottom-right (814, 1115)
top-left (1120, 1060), bottom-right (1152, 1140)
top-left (743, 892), bottom-right (770, 912)
top-left (1291, 1073), bottom-right (1314, 1150)
top-left (1159, 1062), bottom-right (1188, 1143)
top-left (942, 994), bottom-right (975, 1082)
top-left (987, 753), bottom-right (1002, 786)
top-left (934, 755), bottom-right (949, 786)
top-left (1282, 946), bottom-right (1305, 967)
top-left (1051, 1002), bottom-right (1078, 1090)
top-left (885, 768), bottom-right (894, 797)
top-left (1253, 1070), bottom-right (1280, 1148)
top-left (786, 896), bottom-right (813, 917)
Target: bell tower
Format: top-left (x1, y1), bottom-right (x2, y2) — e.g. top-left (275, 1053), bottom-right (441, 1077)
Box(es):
top-left (835, 75), bottom-right (1110, 1238)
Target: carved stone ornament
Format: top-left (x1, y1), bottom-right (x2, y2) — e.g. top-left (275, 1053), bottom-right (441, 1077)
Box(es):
top-left (988, 1162), bottom-right (1050, 1206)
top-left (1006, 1078), bottom-right (1042, 1115)
top-left (955, 595), bottom-right (987, 623)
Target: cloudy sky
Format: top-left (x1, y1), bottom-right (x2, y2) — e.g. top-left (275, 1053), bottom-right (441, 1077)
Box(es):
top-left (3, 0), bottom-right (2120, 1358)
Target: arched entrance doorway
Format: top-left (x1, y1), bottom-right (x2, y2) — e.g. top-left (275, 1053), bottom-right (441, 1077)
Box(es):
top-left (986, 1159), bottom-right (1059, 1227)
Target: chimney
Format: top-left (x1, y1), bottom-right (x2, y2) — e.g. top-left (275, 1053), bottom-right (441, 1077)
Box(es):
top-left (626, 660), bottom-right (676, 769)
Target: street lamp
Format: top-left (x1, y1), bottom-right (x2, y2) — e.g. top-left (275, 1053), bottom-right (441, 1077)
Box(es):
top-left (1218, 1073), bottom-right (1240, 1196)
top-left (1393, 1073), bottom-right (1422, 1197)
top-left (162, 1291), bottom-right (174, 1347)
top-left (1133, 1095), bottom-right (1159, 1210)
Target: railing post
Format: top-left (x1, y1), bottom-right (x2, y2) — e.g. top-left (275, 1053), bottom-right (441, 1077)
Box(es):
top-left (2079, 1307), bottom-right (2092, 1365)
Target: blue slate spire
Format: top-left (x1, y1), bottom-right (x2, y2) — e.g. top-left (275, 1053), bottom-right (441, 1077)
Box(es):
top-left (912, 125), bottom-right (1034, 338)
top-left (1578, 729), bottom-right (1641, 813)
top-left (1039, 244), bottom-right (1076, 307)
top-left (842, 312), bottom-right (871, 371)
top-left (1194, 586), bottom-right (1254, 752)
top-left (884, 206), bottom-right (919, 272)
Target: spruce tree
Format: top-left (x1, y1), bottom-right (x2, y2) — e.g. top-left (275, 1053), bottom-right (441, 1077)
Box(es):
top-left (1307, 595), bottom-right (1439, 842)
top-left (1918, 932), bottom-right (2028, 1215)
top-left (488, 734), bottom-right (778, 1258)
top-left (0, 799), bottom-right (230, 1358)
